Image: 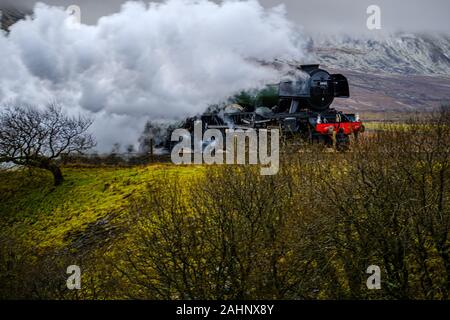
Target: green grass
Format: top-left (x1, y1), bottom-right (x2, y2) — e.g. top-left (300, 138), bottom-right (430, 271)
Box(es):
top-left (0, 164), bottom-right (203, 250)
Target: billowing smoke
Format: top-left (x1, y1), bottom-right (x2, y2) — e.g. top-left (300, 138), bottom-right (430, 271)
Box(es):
top-left (0, 0), bottom-right (305, 151)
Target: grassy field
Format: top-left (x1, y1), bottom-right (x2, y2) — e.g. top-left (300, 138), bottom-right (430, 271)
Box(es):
top-left (0, 164), bottom-right (202, 250)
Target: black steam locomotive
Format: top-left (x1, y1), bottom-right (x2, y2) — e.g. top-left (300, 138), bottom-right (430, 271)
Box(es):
top-left (196, 64), bottom-right (363, 148)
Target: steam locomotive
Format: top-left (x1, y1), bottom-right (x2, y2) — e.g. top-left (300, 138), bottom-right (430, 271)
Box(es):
top-left (191, 64), bottom-right (364, 150)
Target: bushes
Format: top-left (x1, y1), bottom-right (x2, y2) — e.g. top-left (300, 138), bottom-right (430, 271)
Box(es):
top-left (117, 108), bottom-right (450, 299)
top-left (322, 108), bottom-right (450, 299)
top-left (1, 108), bottom-right (449, 299)
top-left (118, 165), bottom-right (323, 299)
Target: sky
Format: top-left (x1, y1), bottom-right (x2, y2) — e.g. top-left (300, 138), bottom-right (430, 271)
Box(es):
top-left (1, 0), bottom-right (450, 34)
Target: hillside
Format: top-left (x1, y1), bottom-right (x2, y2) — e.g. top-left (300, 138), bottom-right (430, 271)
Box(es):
top-left (329, 69), bottom-right (450, 113)
top-left (0, 8), bottom-right (28, 31)
top-left (309, 33), bottom-right (450, 113)
top-left (0, 165), bottom-right (202, 250)
top-left (312, 33), bottom-right (450, 75)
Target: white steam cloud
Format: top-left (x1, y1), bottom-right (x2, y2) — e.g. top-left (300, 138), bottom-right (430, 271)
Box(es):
top-left (0, 0), bottom-right (305, 151)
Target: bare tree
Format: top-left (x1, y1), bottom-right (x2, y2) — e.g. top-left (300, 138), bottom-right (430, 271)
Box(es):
top-left (0, 104), bottom-right (95, 186)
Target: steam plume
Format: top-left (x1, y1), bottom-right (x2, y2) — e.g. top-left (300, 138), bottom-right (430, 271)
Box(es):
top-left (0, 0), bottom-right (306, 150)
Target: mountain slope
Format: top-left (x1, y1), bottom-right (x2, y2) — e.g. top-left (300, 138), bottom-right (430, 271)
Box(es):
top-left (311, 33), bottom-right (450, 76)
top-left (306, 33), bottom-right (450, 112)
top-left (0, 8), bottom-right (28, 32)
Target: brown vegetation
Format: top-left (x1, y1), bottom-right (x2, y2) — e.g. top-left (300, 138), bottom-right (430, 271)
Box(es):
top-left (0, 107), bottom-right (449, 299)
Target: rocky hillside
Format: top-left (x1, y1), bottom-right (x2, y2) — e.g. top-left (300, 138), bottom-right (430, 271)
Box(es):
top-left (309, 33), bottom-right (450, 112)
top-left (312, 33), bottom-right (450, 76)
top-left (0, 8), bottom-right (27, 31)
